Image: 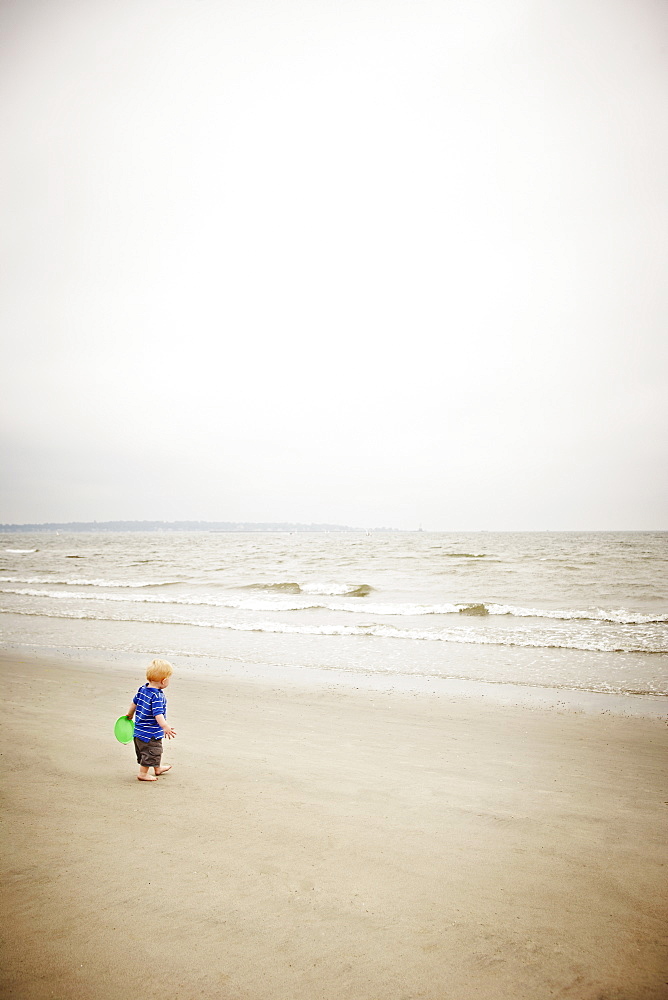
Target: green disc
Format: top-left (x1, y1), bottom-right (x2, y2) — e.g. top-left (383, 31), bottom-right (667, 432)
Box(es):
top-left (114, 715), bottom-right (135, 743)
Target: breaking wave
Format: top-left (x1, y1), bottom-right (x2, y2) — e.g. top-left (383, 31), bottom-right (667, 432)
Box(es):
top-left (483, 603), bottom-right (668, 625)
top-left (1, 605), bottom-right (665, 654)
top-left (1, 585), bottom-right (665, 626)
top-left (442, 553), bottom-right (487, 558)
top-left (241, 581), bottom-right (374, 597)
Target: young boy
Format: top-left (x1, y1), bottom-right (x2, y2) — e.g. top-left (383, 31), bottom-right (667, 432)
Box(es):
top-left (125, 659), bottom-right (176, 782)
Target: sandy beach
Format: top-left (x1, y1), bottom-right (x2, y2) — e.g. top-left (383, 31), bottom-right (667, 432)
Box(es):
top-left (1, 650), bottom-right (666, 999)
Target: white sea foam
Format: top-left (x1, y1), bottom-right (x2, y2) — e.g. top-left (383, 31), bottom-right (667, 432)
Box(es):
top-left (2, 603), bottom-right (665, 653)
top-left (300, 582), bottom-right (368, 596)
top-left (2, 583), bottom-right (665, 626)
top-left (4, 549), bottom-right (37, 554)
top-left (0, 587), bottom-right (321, 612)
top-left (329, 601), bottom-right (463, 615)
top-left (484, 603), bottom-right (668, 625)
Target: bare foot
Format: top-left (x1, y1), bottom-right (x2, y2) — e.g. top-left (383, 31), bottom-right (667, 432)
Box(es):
top-left (137, 774), bottom-right (157, 782)
top-left (154, 765), bottom-right (172, 775)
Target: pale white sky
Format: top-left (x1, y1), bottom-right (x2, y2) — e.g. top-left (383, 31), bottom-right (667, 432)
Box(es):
top-left (1, 0), bottom-right (666, 529)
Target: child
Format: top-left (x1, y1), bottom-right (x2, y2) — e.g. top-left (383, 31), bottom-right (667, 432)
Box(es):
top-left (125, 658), bottom-right (177, 782)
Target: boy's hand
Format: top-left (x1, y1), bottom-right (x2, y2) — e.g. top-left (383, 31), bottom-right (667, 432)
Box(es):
top-left (155, 713), bottom-right (176, 738)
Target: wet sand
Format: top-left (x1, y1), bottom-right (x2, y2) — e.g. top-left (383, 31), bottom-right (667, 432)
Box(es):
top-left (1, 650), bottom-right (666, 999)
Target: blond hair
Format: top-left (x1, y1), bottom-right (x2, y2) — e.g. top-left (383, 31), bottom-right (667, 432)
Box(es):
top-left (146, 658), bottom-right (174, 682)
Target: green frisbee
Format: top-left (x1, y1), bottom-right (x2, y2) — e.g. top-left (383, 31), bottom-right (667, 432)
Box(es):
top-left (114, 715), bottom-right (135, 744)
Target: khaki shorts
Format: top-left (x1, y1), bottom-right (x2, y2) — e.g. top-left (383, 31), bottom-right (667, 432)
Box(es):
top-left (134, 736), bottom-right (163, 768)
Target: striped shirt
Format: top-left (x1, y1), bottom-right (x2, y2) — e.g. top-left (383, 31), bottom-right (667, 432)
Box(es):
top-left (132, 684), bottom-right (167, 741)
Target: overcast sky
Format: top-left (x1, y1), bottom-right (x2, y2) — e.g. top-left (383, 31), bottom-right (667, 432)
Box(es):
top-left (1, 0), bottom-right (666, 530)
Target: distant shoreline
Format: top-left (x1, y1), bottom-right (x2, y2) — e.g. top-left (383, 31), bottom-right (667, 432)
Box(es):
top-left (0, 520), bottom-right (397, 533)
top-left (0, 523), bottom-right (663, 533)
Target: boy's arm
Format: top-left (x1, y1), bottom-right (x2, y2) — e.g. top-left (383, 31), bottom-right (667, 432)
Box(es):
top-left (126, 703), bottom-right (136, 720)
top-left (154, 713), bottom-right (176, 738)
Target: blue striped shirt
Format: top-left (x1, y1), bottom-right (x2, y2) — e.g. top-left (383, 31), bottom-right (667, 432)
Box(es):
top-left (132, 684), bottom-right (167, 741)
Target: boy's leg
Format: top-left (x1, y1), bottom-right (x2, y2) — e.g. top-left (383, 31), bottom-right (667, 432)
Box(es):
top-left (144, 737), bottom-right (171, 776)
top-left (153, 740), bottom-right (172, 774)
top-left (134, 737), bottom-right (158, 781)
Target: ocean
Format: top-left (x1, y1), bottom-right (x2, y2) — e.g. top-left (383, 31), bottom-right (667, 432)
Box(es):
top-left (1, 530), bottom-right (666, 708)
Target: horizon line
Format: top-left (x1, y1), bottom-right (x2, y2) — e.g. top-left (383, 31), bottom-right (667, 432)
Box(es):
top-left (0, 520), bottom-right (665, 533)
